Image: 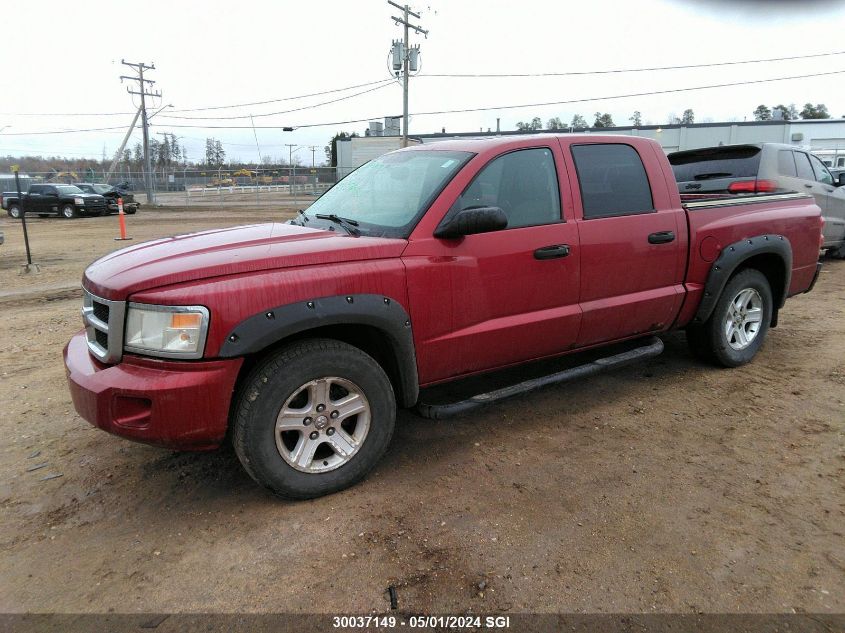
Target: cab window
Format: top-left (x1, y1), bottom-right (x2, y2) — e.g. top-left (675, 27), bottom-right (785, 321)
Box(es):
top-left (453, 148), bottom-right (561, 229)
top-left (571, 143), bottom-right (654, 219)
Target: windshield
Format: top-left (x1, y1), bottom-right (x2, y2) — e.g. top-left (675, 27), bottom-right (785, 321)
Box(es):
top-left (299, 150), bottom-right (473, 237)
top-left (92, 184), bottom-right (113, 194)
top-left (57, 185), bottom-right (83, 194)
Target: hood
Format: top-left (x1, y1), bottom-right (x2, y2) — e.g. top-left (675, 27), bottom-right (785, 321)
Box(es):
top-left (83, 222), bottom-right (407, 300)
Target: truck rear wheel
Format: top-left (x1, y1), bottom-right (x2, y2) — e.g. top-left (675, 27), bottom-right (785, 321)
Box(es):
top-left (7, 204), bottom-right (22, 219)
top-left (233, 338), bottom-right (396, 499)
top-left (687, 268), bottom-right (772, 368)
top-left (61, 204), bottom-right (78, 219)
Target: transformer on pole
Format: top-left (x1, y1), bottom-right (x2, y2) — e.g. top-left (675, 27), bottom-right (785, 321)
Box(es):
top-left (387, 2), bottom-right (427, 148)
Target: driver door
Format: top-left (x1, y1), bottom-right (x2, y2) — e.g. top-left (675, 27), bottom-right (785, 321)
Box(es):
top-left (403, 145), bottom-right (582, 385)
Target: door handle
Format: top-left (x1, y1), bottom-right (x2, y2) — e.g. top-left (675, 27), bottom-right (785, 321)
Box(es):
top-left (648, 231), bottom-right (675, 244)
top-left (534, 244), bottom-right (570, 260)
top-left (804, 183), bottom-right (814, 188)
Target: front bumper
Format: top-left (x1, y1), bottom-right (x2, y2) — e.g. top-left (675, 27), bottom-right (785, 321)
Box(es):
top-left (107, 202), bottom-right (139, 212)
top-left (64, 331), bottom-right (243, 450)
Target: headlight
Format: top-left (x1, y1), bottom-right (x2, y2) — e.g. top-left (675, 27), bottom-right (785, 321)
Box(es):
top-left (124, 303), bottom-right (209, 359)
top-left (74, 197), bottom-right (85, 205)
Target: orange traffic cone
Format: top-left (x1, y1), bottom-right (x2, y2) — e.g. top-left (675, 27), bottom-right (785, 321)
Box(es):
top-left (114, 197), bottom-right (133, 241)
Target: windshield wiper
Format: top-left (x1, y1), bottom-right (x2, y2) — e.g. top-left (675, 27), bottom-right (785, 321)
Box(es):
top-left (315, 213), bottom-right (360, 236)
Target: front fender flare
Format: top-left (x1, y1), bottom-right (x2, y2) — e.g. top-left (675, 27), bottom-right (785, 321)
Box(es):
top-left (219, 294), bottom-right (419, 407)
top-left (693, 234), bottom-right (792, 325)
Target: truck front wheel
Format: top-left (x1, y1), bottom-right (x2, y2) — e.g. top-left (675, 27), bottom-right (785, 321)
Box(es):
top-left (233, 338), bottom-right (396, 499)
top-left (687, 268), bottom-right (772, 368)
top-left (61, 204), bottom-right (78, 219)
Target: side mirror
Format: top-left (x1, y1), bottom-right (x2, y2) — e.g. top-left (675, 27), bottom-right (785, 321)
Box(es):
top-left (434, 206), bottom-right (508, 239)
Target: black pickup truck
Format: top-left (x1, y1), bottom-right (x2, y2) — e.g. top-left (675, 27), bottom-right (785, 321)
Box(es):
top-left (75, 183), bottom-right (140, 215)
top-left (1, 184), bottom-right (108, 219)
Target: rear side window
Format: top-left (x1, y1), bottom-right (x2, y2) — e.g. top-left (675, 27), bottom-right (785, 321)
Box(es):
top-left (29, 185), bottom-right (43, 194)
top-left (777, 150), bottom-right (797, 177)
top-left (794, 152), bottom-right (815, 181)
top-left (668, 145), bottom-right (761, 182)
top-left (571, 144), bottom-right (654, 219)
top-left (455, 148), bottom-right (561, 228)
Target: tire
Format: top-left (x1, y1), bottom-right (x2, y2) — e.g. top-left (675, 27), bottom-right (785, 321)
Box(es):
top-left (687, 268), bottom-right (773, 368)
top-left (826, 243), bottom-right (845, 259)
top-left (233, 338), bottom-right (396, 499)
top-left (7, 204), bottom-right (22, 219)
top-left (125, 208), bottom-right (137, 215)
top-left (61, 204), bottom-right (77, 219)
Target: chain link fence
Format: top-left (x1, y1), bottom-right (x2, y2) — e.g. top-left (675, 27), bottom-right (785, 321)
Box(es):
top-left (2, 166), bottom-right (347, 208)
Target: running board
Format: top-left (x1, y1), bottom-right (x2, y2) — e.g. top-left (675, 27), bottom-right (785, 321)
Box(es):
top-left (415, 336), bottom-right (664, 420)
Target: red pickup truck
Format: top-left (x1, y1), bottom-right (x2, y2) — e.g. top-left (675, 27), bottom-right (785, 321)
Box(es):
top-left (64, 135), bottom-right (823, 499)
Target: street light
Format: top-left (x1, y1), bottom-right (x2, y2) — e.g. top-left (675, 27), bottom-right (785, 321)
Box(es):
top-left (285, 144), bottom-right (304, 200)
top-left (148, 104), bottom-right (174, 121)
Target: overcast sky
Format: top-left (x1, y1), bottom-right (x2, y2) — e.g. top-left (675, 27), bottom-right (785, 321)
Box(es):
top-left (1, 0), bottom-right (844, 165)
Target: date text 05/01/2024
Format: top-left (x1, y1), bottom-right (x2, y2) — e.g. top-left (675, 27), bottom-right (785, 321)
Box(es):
top-left (332, 615), bottom-right (511, 628)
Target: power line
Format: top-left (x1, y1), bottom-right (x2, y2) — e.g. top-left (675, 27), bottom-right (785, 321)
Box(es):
top-left (0, 78), bottom-right (395, 117)
top-left (168, 78), bottom-right (397, 113)
top-left (4, 49), bottom-right (843, 119)
top-left (405, 69), bottom-right (845, 118)
top-left (156, 81), bottom-right (395, 120)
top-left (419, 49), bottom-right (845, 78)
top-left (162, 68), bottom-right (845, 129)
top-left (1, 126), bottom-right (129, 135)
top-left (3, 68), bottom-right (843, 136)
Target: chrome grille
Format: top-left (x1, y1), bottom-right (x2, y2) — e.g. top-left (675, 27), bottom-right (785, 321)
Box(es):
top-left (92, 300), bottom-right (110, 323)
top-left (82, 289), bottom-right (126, 363)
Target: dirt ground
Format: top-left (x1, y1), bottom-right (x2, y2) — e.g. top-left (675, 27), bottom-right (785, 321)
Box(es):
top-left (0, 207), bottom-right (843, 615)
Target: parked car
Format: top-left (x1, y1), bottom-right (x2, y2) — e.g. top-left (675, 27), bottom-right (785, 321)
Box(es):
top-left (2, 184), bottom-right (108, 219)
top-left (75, 183), bottom-right (139, 214)
top-left (668, 143), bottom-right (845, 258)
top-left (65, 135), bottom-right (823, 499)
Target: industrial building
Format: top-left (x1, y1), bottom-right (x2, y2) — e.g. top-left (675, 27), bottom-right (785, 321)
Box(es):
top-left (336, 118), bottom-right (845, 177)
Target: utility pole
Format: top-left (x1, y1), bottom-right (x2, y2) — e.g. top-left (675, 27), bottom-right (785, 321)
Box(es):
top-left (308, 145), bottom-right (318, 194)
top-left (120, 60), bottom-right (160, 204)
top-left (388, 1), bottom-right (427, 147)
top-left (285, 144), bottom-right (300, 202)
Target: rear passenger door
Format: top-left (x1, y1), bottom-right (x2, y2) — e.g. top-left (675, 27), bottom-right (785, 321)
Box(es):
top-left (564, 142), bottom-right (686, 347)
top-left (24, 184), bottom-right (43, 214)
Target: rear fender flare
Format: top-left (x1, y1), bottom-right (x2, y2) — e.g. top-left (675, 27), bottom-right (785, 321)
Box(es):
top-left (693, 234), bottom-right (792, 325)
top-left (219, 294), bottom-right (419, 407)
